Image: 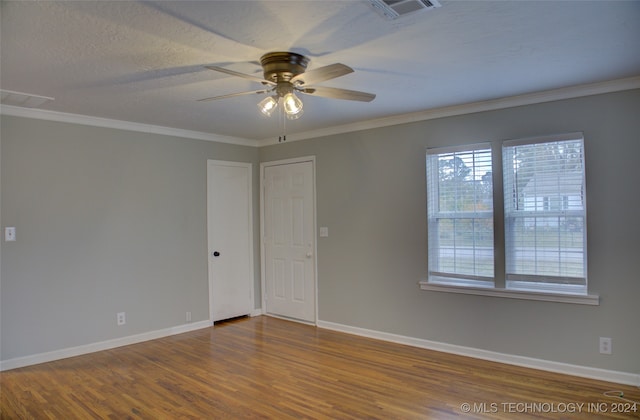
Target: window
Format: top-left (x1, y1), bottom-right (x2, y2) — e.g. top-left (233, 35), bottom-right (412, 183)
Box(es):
top-left (503, 135), bottom-right (587, 295)
top-left (426, 144), bottom-right (494, 287)
top-left (424, 133), bottom-right (593, 303)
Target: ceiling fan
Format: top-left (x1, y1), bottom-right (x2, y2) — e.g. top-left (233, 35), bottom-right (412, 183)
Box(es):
top-left (198, 51), bottom-right (376, 120)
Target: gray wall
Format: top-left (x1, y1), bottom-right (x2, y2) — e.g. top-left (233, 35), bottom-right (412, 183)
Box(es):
top-left (260, 89), bottom-right (640, 374)
top-left (0, 116), bottom-right (260, 360)
top-left (2, 89), bottom-right (639, 375)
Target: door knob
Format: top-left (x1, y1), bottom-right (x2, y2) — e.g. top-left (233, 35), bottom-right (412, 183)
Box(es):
top-left (213, 251), bottom-right (220, 257)
top-left (306, 252), bottom-right (312, 258)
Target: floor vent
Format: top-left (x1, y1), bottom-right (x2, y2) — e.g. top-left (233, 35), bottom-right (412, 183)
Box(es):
top-left (368, 0), bottom-right (441, 20)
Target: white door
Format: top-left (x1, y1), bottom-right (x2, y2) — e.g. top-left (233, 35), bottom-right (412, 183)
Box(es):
top-left (262, 159), bottom-right (316, 323)
top-left (208, 160), bottom-right (253, 322)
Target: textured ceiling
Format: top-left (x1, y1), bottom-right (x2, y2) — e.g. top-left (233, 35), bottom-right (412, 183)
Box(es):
top-left (1, 1), bottom-right (640, 141)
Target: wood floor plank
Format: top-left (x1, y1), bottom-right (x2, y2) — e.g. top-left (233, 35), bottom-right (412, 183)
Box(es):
top-left (1, 316), bottom-right (639, 419)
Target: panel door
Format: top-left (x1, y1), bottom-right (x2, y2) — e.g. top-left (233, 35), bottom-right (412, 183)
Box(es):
top-left (263, 161), bottom-right (315, 322)
top-left (208, 160), bottom-right (253, 322)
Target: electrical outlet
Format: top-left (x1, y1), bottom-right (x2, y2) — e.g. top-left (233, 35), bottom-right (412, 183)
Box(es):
top-left (186, 311), bottom-right (192, 322)
top-left (117, 312), bottom-right (126, 326)
top-left (599, 337), bottom-right (612, 354)
top-left (5, 227), bottom-right (16, 242)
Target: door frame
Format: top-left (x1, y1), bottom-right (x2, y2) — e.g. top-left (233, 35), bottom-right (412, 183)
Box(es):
top-left (260, 156), bottom-right (318, 324)
top-left (207, 159), bottom-right (254, 323)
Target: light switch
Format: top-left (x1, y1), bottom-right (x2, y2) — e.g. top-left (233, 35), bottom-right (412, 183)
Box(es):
top-left (319, 227), bottom-right (329, 237)
top-left (5, 227), bottom-right (16, 242)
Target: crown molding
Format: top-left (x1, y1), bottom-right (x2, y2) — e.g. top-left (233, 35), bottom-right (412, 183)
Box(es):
top-left (2, 76), bottom-right (639, 148)
top-left (258, 76), bottom-right (640, 146)
top-left (0, 105), bottom-right (258, 147)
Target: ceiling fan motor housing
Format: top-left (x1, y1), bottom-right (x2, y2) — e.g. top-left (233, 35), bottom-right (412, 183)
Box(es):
top-left (260, 52), bottom-right (310, 83)
top-left (199, 51), bottom-right (374, 104)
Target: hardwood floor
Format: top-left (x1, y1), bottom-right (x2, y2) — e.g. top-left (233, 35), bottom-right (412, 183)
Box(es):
top-left (1, 316), bottom-right (638, 419)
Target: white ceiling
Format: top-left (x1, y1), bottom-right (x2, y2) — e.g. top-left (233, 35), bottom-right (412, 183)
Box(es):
top-left (2, 1), bottom-right (640, 141)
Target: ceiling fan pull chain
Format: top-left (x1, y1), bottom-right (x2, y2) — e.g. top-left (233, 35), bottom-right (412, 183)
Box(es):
top-left (278, 104), bottom-right (287, 142)
top-left (283, 105), bottom-right (287, 142)
top-left (278, 105), bottom-right (283, 142)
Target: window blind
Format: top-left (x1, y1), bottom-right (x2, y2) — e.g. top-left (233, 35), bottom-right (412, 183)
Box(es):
top-left (502, 134), bottom-right (587, 294)
top-left (426, 144), bottom-right (494, 286)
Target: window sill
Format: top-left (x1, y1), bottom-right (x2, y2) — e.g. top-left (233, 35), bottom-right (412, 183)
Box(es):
top-left (419, 282), bottom-right (599, 305)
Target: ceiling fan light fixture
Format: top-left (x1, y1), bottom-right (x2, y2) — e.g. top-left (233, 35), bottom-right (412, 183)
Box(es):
top-left (201, 51), bottom-right (375, 125)
top-left (258, 95), bottom-right (278, 116)
top-left (285, 107), bottom-right (304, 120)
top-left (282, 92), bottom-right (303, 116)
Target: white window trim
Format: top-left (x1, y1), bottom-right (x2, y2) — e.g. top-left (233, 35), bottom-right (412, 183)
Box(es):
top-left (419, 282), bottom-right (599, 305)
top-left (423, 133), bottom-right (599, 305)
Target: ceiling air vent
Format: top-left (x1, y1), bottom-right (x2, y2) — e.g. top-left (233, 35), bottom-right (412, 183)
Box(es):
top-left (1, 89), bottom-right (54, 108)
top-left (368, 0), bottom-right (441, 20)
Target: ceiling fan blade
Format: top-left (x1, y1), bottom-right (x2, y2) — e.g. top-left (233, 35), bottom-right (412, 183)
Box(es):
top-left (300, 86), bottom-right (376, 102)
top-left (197, 89), bottom-right (270, 102)
top-left (291, 63), bottom-right (354, 86)
top-left (204, 66), bottom-right (274, 85)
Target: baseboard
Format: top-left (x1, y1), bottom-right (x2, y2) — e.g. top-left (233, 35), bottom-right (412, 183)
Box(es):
top-left (317, 320), bottom-right (640, 387)
top-left (4, 317), bottom-right (637, 387)
top-left (250, 308), bottom-right (265, 317)
top-left (0, 320), bottom-right (213, 371)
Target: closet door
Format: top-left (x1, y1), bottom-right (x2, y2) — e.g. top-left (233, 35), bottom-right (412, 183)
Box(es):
top-left (207, 160), bottom-right (253, 322)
